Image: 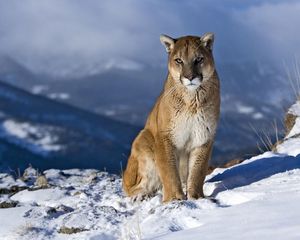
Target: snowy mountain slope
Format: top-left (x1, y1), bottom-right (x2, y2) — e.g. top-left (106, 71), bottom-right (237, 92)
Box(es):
top-left (0, 81), bottom-right (139, 172)
top-left (0, 57), bottom-right (287, 166)
top-left (0, 101), bottom-right (299, 239)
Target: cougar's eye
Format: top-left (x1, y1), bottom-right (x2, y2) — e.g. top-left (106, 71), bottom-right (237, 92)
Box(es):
top-left (175, 58), bottom-right (183, 64)
top-left (195, 56), bottom-right (204, 64)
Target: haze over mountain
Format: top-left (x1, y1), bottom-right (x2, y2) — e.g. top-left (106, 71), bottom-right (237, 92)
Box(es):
top-left (0, 0), bottom-right (299, 170)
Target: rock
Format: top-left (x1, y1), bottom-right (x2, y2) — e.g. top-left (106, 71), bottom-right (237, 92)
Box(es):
top-left (35, 175), bottom-right (48, 188)
top-left (23, 166), bottom-right (38, 182)
top-left (85, 172), bottom-right (98, 183)
top-left (285, 113), bottom-right (297, 137)
top-left (58, 226), bottom-right (87, 234)
top-left (0, 186), bottom-right (27, 195)
top-left (221, 158), bottom-right (244, 168)
top-left (0, 200), bottom-right (18, 208)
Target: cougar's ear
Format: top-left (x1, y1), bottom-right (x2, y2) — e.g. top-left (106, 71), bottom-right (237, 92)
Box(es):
top-left (201, 32), bottom-right (214, 51)
top-left (160, 34), bottom-right (175, 53)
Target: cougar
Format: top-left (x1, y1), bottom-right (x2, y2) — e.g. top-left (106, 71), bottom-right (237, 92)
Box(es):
top-left (123, 33), bottom-right (220, 202)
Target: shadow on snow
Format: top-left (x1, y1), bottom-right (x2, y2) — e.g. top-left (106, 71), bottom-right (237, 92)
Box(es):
top-left (207, 154), bottom-right (300, 196)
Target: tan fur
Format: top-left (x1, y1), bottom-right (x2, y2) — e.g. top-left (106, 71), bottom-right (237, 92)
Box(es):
top-left (123, 34), bottom-right (220, 202)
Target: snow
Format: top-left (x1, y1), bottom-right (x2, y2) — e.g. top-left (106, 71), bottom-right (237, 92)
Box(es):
top-left (0, 119), bottom-right (62, 155)
top-left (0, 206), bottom-right (32, 239)
top-left (0, 149), bottom-right (299, 239)
top-left (236, 103), bottom-right (254, 114)
top-left (286, 117), bottom-right (300, 138)
top-left (104, 110), bottom-right (117, 117)
top-left (48, 93), bottom-right (70, 100)
top-left (103, 58), bottom-right (143, 71)
top-left (236, 103), bottom-right (264, 119)
top-left (0, 173), bottom-right (26, 189)
top-left (11, 188), bottom-right (73, 208)
top-left (31, 85), bottom-right (49, 95)
top-left (277, 100), bottom-right (300, 156)
top-left (158, 192), bottom-right (300, 240)
top-left (0, 102), bottom-right (300, 239)
top-left (252, 112), bottom-right (263, 119)
top-left (288, 100), bottom-right (300, 116)
top-left (276, 137), bottom-right (300, 156)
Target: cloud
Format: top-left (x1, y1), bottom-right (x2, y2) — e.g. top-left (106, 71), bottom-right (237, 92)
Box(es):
top-left (0, 0), bottom-right (298, 76)
top-left (0, 0), bottom-right (185, 75)
top-left (233, 1), bottom-right (300, 60)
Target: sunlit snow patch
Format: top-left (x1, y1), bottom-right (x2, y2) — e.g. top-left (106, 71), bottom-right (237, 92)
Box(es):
top-left (31, 85), bottom-right (49, 94)
top-left (252, 112), bottom-right (264, 119)
top-left (48, 93), bottom-right (70, 100)
top-left (236, 103), bottom-right (254, 114)
top-left (0, 119), bottom-right (62, 155)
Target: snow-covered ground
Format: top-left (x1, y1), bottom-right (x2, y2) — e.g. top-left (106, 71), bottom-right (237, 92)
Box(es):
top-left (0, 101), bottom-right (300, 240)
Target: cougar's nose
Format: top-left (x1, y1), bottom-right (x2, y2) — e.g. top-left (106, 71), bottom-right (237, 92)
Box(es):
top-left (184, 74), bottom-right (195, 81)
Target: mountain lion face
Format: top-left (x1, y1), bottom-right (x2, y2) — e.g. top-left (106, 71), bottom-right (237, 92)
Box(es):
top-left (160, 33), bottom-right (215, 91)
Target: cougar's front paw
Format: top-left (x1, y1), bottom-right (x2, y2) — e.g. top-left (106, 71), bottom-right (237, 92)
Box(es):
top-left (187, 189), bottom-right (205, 200)
top-left (131, 193), bottom-right (154, 202)
top-left (163, 190), bottom-right (186, 203)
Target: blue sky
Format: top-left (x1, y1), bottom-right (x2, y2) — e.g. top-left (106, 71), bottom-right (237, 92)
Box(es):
top-left (0, 0), bottom-right (299, 75)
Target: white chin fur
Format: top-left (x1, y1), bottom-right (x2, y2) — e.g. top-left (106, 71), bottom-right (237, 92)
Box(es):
top-left (182, 77), bottom-right (201, 91)
top-left (186, 84), bottom-right (199, 91)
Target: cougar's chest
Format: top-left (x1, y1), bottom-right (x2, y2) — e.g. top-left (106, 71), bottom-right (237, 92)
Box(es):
top-left (171, 110), bottom-right (216, 150)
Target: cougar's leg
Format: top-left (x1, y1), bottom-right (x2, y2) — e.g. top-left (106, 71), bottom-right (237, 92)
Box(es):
top-left (187, 141), bottom-right (213, 199)
top-left (155, 135), bottom-right (185, 202)
top-left (178, 150), bottom-right (189, 192)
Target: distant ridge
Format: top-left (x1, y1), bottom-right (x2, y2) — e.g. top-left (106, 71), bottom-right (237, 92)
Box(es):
top-left (0, 80), bottom-right (140, 173)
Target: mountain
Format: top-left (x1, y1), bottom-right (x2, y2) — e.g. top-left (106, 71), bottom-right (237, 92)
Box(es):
top-left (0, 80), bottom-right (139, 173)
top-left (0, 57), bottom-right (291, 166)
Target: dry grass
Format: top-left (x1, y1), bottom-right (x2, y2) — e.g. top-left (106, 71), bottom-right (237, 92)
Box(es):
top-left (250, 119), bottom-right (283, 153)
top-left (283, 58), bottom-right (300, 101)
top-left (249, 60), bottom-right (300, 154)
